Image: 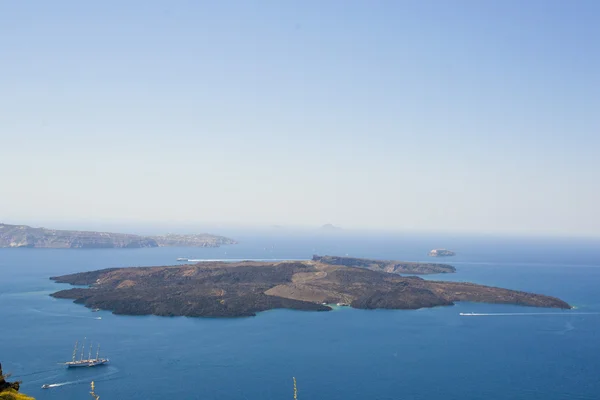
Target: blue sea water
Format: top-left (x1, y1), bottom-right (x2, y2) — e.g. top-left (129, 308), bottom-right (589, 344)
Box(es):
top-left (1, 233), bottom-right (600, 400)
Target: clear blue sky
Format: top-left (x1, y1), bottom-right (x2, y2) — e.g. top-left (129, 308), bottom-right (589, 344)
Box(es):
top-left (1, 1), bottom-right (599, 236)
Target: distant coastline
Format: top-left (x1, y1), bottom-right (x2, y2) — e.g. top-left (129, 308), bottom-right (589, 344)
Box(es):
top-left (0, 223), bottom-right (236, 249)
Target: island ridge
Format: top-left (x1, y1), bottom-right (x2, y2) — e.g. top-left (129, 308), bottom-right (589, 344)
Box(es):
top-left (0, 223), bottom-right (236, 249)
top-left (50, 255), bottom-right (571, 317)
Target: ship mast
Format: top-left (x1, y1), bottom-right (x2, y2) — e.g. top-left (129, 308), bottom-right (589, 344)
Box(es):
top-left (88, 342), bottom-right (93, 361)
top-left (96, 344), bottom-right (100, 361)
top-left (71, 341), bottom-right (79, 362)
top-left (80, 338), bottom-right (86, 361)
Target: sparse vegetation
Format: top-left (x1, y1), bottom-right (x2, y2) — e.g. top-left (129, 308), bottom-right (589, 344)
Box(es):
top-left (0, 364), bottom-right (33, 400)
top-left (0, 389), bottom-right (35, 400)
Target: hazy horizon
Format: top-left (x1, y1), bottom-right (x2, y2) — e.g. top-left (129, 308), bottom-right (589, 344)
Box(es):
top-left (2, 1), bottom-right (599, 237)
top-left (2, 217), bottom-right (600, 241)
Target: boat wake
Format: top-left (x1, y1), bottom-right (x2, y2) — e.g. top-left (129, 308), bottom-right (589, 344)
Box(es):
top-left (460, 312), bottom-right (600, 317)
top-left (42, 382), bottom-right (72, 389)
top-left (1, 290), bottom-right (55, 298)
top-left (558, 321), bottom-right (576, 335)
top-left (39, 366), bottom-right (121, 389)
top-left (186, 258), bottom-right (307, 263)
top-left (29, 308), bottom-right (102, 320)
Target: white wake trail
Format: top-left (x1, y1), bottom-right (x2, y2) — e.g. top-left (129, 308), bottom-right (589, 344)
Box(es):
top-left (460, 312), bottom-right (600, 316)
top-left (29, 308), bottom-right (103, 320)
top-left (41, 366), bottom-right (120, 389)
top-left (187, 258), bottom-right (307, 262)
top-left (41, 381), bottom-right (76, 389)
top-left (47, 382), bottom-right (70, 388)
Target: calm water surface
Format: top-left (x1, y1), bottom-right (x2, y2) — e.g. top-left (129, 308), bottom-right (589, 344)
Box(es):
top-left (1, 233), bottom-right (600, 400)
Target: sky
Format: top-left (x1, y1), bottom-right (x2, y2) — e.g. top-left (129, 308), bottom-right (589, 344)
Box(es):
top-left (1, 1), bottom-right (599, 236)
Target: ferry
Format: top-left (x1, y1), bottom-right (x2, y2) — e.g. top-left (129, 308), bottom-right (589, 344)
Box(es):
top-left (64, 340), bottom-right (109, 368)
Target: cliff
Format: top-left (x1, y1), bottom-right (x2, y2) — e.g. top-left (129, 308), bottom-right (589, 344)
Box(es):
top-left (0, 363), bottom-right (34, 400)
top-left (50, 256), bottom-right (571, 317)
top-left (0, 223), bottom-right (236, 249)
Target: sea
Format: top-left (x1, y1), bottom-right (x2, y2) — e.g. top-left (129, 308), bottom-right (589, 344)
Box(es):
top-left (1, 232), bottom-right (600, 400)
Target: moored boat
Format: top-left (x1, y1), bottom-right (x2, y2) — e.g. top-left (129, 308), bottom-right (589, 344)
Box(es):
top-left (64, 340), bottom-right (109, 368)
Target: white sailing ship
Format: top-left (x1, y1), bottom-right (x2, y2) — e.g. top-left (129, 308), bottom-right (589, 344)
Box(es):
top-left (64, 339), bottom-right (109, 368)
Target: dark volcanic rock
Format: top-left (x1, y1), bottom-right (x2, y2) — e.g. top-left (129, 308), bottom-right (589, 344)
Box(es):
top-left (312, 255), bottom-right (456, 274)
top-left (51, 268), bottom-right (120, 286)
top-left (49, 257), bottom-right (571, 318)
top-left (352, 286), bottom-right (453, 310)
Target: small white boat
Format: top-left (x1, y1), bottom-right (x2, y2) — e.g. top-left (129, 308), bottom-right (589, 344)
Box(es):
top-left (41, 384), bottom-right (50, 389)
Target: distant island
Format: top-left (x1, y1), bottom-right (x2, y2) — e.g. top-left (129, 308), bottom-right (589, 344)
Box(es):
top-left (0, 223), bottom-right (236, 249)
top-left (428, 249), bottom-right (456, 257)
top-left (320, 224), bottom-right (341, 231)
top-left (50, 255), bottom-right (570, 317)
